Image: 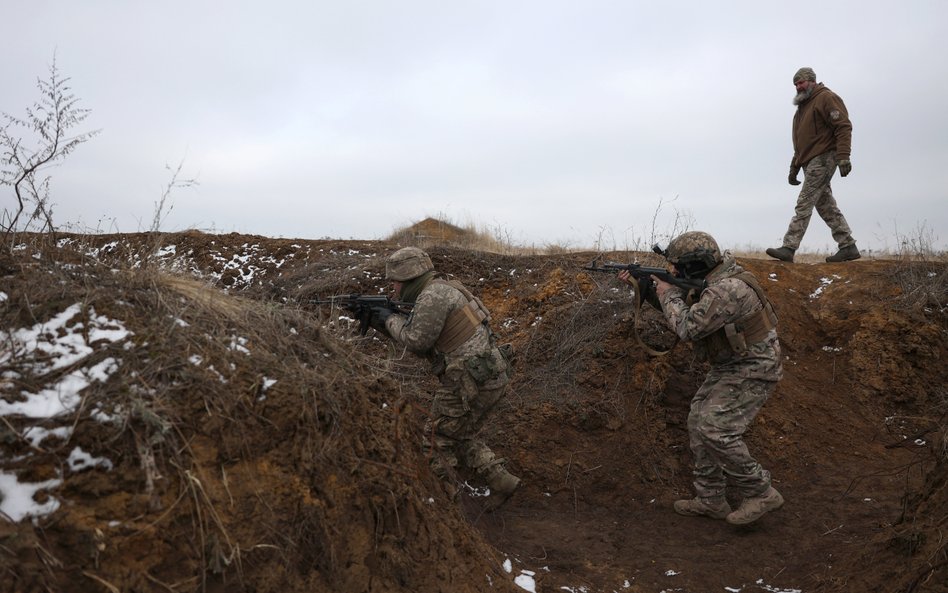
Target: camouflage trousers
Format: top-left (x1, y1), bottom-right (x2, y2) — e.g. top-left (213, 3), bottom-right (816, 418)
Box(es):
top-left (425, 365), bottom-right (509, 480)
top-left (782, 151), bottom-right (856, 250)
top-left (687, 371), bottom-right (776, 501)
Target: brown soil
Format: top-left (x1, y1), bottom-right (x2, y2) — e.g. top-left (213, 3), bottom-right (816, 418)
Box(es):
top-left (1, 231), bottom-right (946, 593)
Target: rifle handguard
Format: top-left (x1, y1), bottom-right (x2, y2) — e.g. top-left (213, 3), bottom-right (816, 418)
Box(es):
top-left (310, 294), bottom-right (413, 336)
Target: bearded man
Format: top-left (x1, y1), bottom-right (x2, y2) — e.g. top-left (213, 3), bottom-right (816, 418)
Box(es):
top-left (767, 67), bottom-right (861, 263)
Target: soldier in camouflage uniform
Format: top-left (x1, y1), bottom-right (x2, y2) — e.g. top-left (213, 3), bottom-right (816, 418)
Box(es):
top-left (374, 247), bottom-right (521, 508)
top-left (767, 66), bottom-right (861, 264)
top-left (620, 232), bottom-right (784, 525)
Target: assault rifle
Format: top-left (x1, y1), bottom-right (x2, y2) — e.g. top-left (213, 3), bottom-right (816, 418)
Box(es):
top-left (582, 259), bottom-right (706, 293)
top-left (581, 247), bottom-right (706, 357)
top-left (310, 294), bottom-right (413, 336)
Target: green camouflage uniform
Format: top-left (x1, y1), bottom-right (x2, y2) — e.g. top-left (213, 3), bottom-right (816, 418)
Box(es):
top-left (385, 278), bottom-right (511, 481)
top-left (659, 255), bottom-right (783, 501)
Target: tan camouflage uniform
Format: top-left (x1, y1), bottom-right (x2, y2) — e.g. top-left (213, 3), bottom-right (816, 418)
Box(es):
top-left (659, 254), bottom-right (783, 502)
top-left (385, 278), bottom-right (513, 484)
top-left (782, 82), bottom-right (856, 251)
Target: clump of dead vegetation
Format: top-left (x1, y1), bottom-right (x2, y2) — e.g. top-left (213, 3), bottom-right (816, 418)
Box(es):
top-left (0, 239), bottom-right (509, 593)
top-left (891, 227), bottom-right (948, 312)
top-left (893, 261), bottom-right (948, 313)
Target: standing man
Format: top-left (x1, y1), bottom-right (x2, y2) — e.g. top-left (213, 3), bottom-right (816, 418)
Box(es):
top-left (619, 232), bottom-right (784, 525)
top-left (371, 246), bottom-right (521, 509)
top-left (767, 67), bottom-right (861, 263)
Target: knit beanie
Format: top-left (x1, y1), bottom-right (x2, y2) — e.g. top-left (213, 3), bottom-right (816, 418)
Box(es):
top-left (793, 67), bottom-right (817, 83)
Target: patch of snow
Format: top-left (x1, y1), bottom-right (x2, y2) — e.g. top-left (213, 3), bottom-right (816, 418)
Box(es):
top-left (0, 471), bottom-right (63, 521)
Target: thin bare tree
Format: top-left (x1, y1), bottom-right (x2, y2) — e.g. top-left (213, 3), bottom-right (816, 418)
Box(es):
top-left (1, 55), bottom-right (99, 244)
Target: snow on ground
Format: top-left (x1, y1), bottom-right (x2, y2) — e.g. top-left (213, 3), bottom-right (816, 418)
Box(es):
top-left (0, 302), bottom-right (131, 521)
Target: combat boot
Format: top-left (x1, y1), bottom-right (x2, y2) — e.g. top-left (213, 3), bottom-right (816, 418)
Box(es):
top-left (765, 246), bottom-right (795, 262)
top-left (482, 464), bottom-right (521, 511)
top-left (673, 497), bottom-right (732, 519)
top-left (726, 486), bottom-right (784, 525)
top-left (826, 244), bottom-right (861, 262)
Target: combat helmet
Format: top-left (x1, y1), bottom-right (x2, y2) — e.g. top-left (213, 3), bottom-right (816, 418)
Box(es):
top-left (665, 231), bottom-right (722, 278)
top-left (385, 246), bottom-right (434, 281)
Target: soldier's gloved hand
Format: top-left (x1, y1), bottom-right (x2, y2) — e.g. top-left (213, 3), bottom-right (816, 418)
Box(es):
top-left (637, 277), bottom-right (662, 310)
top-left (788, 166), bottom-right (802, 186)
top-left (837, 159), bottom-right (852, 177)
top-left (369, 306), bottom-right (393, 332)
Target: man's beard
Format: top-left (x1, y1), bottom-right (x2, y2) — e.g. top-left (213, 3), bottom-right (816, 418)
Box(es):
top-left (793, 86), bottom-right (814, 105)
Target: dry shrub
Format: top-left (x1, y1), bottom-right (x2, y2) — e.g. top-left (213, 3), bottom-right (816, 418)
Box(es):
top-left (0, 240), bottom-right (510, 593)
top-left (270, 254), bottom-right (387, 303)
top-left (891, 261), bottom-right (948, 312)
top-left (887, 224), bottom-right (948, 312)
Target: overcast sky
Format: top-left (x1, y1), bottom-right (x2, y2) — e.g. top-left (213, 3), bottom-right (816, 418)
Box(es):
top-left (4, 0), bottom-right (946, 253)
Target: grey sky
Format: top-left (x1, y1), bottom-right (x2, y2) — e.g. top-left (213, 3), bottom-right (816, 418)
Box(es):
top-left (4, 0), bottom-right (947, 252)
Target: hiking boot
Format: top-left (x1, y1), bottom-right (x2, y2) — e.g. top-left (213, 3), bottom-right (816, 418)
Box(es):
top-left (673, 497), bottom-right (732, 519)
top-left (726, 487), bottom-right (784, 525)
top-left (483, 464), bottom-right (521, 511)
top-left (765, 246), bottom-right (795, 262)
top-left (825, 244), bottom-right (861, 263)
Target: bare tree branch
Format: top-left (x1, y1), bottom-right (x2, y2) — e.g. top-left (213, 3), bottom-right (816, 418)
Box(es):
top-left (1, 54), bottom-right (99, 246)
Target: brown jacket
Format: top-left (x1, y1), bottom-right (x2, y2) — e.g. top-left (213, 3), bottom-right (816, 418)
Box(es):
top-left (791, 83), bottom-right (852, 168)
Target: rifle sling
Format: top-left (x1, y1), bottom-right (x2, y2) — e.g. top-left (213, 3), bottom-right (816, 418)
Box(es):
top-left (632, 282), bottom-right (679, 357)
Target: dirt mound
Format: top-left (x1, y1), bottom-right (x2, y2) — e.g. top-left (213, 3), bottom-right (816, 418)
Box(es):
top-left (397, 217), bottom-right (471, 243)
top-left (387, 217), bottom-right (512, 253)
top-left (1, 232), bottom-right (946, 593)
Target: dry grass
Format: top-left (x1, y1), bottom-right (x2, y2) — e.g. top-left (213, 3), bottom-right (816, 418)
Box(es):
top-left (0, 237), bottom-right (468, 592)
top-left (890, 227), bottom-right (948, 311)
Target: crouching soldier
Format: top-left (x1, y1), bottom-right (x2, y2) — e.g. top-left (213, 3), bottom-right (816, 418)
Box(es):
top-left (372, 247), bottom-right (521, 510)
top-left (619, 231), bottom-right (784, 525)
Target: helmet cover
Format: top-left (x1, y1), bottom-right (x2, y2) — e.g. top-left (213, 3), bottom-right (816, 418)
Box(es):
top-left (665, 231), bottom-right (722, 271)
top-left (386, 246), bottom-right (434, 281)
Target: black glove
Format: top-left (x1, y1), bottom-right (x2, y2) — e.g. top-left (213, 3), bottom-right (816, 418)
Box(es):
top-left (369, 306), bottom-right (393, 333)
top-left (788, 166), bottom-right (802, 186)
top-left (637, 277), bottom-right (662, 310)
top-left (837, 159), bottom-right (852, 177)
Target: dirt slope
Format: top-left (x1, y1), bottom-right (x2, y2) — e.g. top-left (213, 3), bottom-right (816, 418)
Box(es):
top-left (1, 231), bottom-right (945, 593)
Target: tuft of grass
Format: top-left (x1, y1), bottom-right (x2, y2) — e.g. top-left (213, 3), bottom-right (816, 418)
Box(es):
top-left (890, 224), bottom-right (948, 311)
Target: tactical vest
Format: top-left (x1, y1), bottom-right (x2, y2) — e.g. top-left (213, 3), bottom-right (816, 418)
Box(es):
top-left (431, 279), bottom-right (491, 353)
top-left (698, 271), bottom-right (778, 363)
